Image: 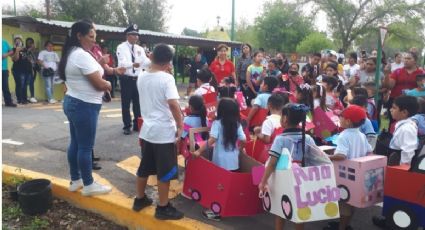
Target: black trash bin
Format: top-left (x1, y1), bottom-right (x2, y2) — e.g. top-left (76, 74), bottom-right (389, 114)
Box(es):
top-left (18, 179), bottom-right (52, 215)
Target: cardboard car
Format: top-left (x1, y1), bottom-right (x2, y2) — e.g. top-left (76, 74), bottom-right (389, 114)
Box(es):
top-left (333, 155), bottom-right (387, 208)
top-left (382, 147), bottom-right (425, 229)
top-left (182, 127), bottom-right (263, 217)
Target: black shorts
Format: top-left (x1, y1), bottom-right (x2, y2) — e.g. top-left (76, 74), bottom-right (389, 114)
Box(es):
top-left (189, 74), bottom-right (197, 84)
top-left (137, 140), bottom-right (178, 182)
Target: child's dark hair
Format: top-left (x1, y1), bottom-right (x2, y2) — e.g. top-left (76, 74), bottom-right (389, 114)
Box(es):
top-left (326, 62), bottom-right (338, 73)
top-left (417, 97), bottom-right (425, 114)
top-left (252, 51), bottom-right (262, 60)
top-left (312, 52), bottom-right (321, 58)
top-left (416, 74), bottom-right (425, 82)
top-left (267, 92), bottom-right (288, 110)
top-left (44, 40), bottom-right (53, 48)
top-left (352, 87), bottom-right (368, 98)
top-left (312, 84), bottom-right (327, 111)
top-left (152, 44), bottom-right (173, 65)
top-left (263, 77), bottom-right (278, 93)
top-left (197, 67), bottom-right (213, 83)
top-left (350, 118), bottom-right (365, 128)
top-left (281, 103), bottom-right (310, 166)
top-left (188, 95), bottom-right (208, 140)
top-left (351, 95), bottom-right (368, 108)
top-left (393, 95), bottom-right (419, 117)
top-left (216, 98), bottom-right (240, 151)
top-left (218, 77), bottom-right (236, 98)
top-left (322, 76), bottom-right (339, 90)
top-left (296, 84), bottom-right (314, 110)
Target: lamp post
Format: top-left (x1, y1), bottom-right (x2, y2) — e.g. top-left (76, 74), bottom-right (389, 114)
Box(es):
top-left (374, 26), bottom-right (388, 105)
top-left (231, 0), bottom-right (235, 41)
top-left (14, 0), bottom-right (17, 16)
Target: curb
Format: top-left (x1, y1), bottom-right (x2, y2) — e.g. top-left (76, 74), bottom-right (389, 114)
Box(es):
top-left (2, 164), bottom-right (216, 230)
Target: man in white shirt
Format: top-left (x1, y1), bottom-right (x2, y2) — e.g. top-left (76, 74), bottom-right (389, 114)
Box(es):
top-left (116, 24), bottom-right (151, 135)
top-left (343, 52), bottom-right (360, 87)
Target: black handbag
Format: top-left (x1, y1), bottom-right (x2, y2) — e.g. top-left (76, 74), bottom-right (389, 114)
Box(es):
top-left (42, 68), bottom-right (54, 77)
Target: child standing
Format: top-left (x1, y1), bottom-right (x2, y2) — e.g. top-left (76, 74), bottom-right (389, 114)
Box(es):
top-left (193, 67), bottom-right (215, 96)
top-left (259, 103), bottom-right (318, 230)
top-left (245, 52), bottom-right (266, 104)
top-left (295, 83), bottom-right (314, 109)
top-left (312, 84), bottom-right (327, 110)
top-left (411, 97), bottom-right (425, 135)
top-left (192, 98), bottom-right (246, 220)
top-left (326, 105), bottom-right (372, 230)
top-left (404, 74), bottom-right (425, 97)
top-left (246, 77), bottom-right (278, 124)
top-left (389, 95), bottom-right (419, 164)
top-left (351, 95), bottom-right (377, 150)
top-left (182, 95), bottom-right (208, 140)
top-left (135, 44), bottom-right (184, 220)
top-left (254, 93), bottom-right (289, 143)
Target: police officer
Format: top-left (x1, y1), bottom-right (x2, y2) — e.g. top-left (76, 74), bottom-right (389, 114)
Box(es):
top-left (116, 24), bottom-right (150, 135)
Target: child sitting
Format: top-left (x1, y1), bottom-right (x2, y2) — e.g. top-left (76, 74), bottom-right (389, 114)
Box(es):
top-left (192, 98), bottom-right (246, 220)
top-left (254, 93), bottom-right (289, 143)
top-left (322, 76), bottom-right (344, 113)
top-left (389, 95), bottom-right (419, 165)
top-left (350, 95), bottom-right (377, 150)
top-left (217, 76), bottom-right (237, 98)
top-left (404, 74), bottom-right (425, 97)
top-left (259, 103), bottom-right (319, 230)
top-left (327, 105), bottom-right (372, 230)
top-left (193, 67), bottom-right (215, 96)
top-left (246, 77), bottom-right (278, 124)
top-left (181, 95), bottom-right (208, 140)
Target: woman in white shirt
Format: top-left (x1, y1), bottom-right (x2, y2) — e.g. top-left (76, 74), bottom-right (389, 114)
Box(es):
top-left (58, 20), bottom-right (112, 196)
top-left (38, 41), bottom-right (60, 103)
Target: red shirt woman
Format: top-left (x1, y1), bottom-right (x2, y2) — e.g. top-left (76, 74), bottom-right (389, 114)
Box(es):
top-left (209, 44), bottom-right (236, 85)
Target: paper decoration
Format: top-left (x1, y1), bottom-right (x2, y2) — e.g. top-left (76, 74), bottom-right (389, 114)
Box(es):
top-left (333, 155), bottom-right (387, 208)
top-left (203, 92), bottom-right (218, 120)
top-left (240, 108), bottom-right (269, 128)
top-left (235, 91), bottom-right (247, 110)
top-left (382, 164), bottom-right (425, 229)
top-left (313, 107), bottom-right (339, 139)
top-left (260, 164), bottom-right (340, 223)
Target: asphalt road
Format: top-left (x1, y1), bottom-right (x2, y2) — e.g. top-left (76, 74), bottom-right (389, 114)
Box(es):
top-left (2, 95), bottom-right (384, 230)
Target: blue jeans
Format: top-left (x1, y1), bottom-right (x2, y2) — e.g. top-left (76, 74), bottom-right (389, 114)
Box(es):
top-left (12, 69), bottom-right (31, 103)
top-left (63, 95), bottom-right (101, 186)
top-left (43, 76), bottom-right (54, 100)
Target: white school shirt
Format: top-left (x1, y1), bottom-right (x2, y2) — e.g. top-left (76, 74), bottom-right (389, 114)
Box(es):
top-left (116, 41), bottom-right (151, 77)
top-left (137, 70), bottom-right (180, 143)
top-left (193, 83), bottom-right (215, 96)
top-left (261, 114), bottom-right (281, 136)
top-left (38, 50), bottom-right (60, 71)
top-left (65, 47), bottom-right (104, 104)
top-left (335, 128), bottom-right (372, 159)
top-left (390, 119), bottom-right (418, 164)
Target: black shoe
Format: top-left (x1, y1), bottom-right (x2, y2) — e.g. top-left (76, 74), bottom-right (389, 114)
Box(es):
top-left (132, 195), bottom-right (153, 212)
top-left (372, 215), bottom-right (387, 228)
top-left (123, 128), bottom-right (131, 135)
top-left (92, 162), bottom-right (102, 170)
top-left (5, 103), bottom-right (17, 107)
top-left (93, 156), bottom-right (101, 161)
top-left (154, 203), bottom-right (184, 220)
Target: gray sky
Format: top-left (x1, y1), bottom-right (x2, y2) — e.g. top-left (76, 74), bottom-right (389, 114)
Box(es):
top-left (2, 0), bottom-right (328, 34)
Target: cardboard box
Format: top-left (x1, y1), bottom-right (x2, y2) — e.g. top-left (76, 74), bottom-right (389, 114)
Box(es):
top-left (333, 155), bottom-right (387, 208)
top-left (313, 107), bottom-right (339, 139)
top-left (260, 164), bottom-right (340, 223)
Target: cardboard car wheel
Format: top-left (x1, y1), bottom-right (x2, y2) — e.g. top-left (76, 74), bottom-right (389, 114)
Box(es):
top-left (281, 195), bottom-right (293, 220)
top-left (262, 192), bottom-right (271, 212)
top-left (337, 185), bottom-right (350, 202)
top-left (191, 189), bottom-right (201, 202)
top-left (386, 205), bottom-right (418, 230)
top-left (210, 202), bottom-right (222, 215)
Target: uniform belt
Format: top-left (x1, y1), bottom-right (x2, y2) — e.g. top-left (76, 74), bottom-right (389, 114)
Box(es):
top-left (121, 75), bottom-right (138, 80)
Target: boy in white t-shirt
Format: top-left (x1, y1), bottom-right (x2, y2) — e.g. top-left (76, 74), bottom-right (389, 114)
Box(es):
top-left (134, 44), bottom-right (184, 220)
top-left (193, 67), bottom-right (215, 96)
top-left (254, 92), bottom-right (288, 143)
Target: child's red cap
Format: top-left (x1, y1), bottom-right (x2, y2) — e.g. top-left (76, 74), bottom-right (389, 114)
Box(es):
top-left (341, 105), bottom-right (366, 123)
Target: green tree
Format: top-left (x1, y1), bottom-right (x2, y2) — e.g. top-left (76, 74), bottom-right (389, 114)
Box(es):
top-left (296, 32), bottom-right (335, 54)
top-left (181, 28), bottom-right (201, 37)
top-left (254, 1), bottom-right (313, 52)
top-left (302, 0), bottom-right (425, 52)
top-left (123, 0), bottom-right (169, 32)
top-left (234, 17), bottom-right (258, 48)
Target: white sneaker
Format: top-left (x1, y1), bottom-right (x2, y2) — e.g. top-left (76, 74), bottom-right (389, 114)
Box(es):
top-left (29, 97), bottom-right (37, 103)
top-left (49, 99), bottom-right (57, 104)
top-left (81, 181), bottom-right (112, 196)
top-left (69, 179), bottom-right (83, 192)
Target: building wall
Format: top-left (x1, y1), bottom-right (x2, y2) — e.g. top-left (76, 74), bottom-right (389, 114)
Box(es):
top-left (3, 24), bottom-right (65, 101)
